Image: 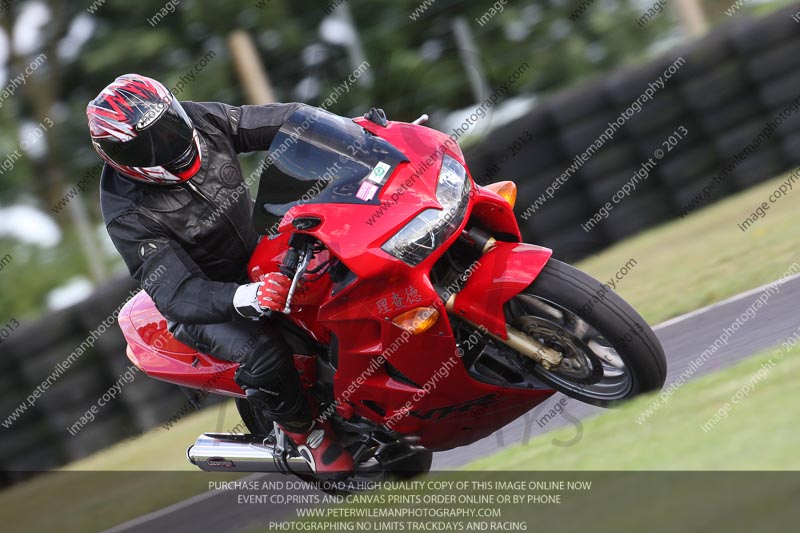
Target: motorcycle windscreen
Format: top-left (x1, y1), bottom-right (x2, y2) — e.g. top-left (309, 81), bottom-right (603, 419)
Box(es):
top-left (252, 106), bottom-right (408, 234)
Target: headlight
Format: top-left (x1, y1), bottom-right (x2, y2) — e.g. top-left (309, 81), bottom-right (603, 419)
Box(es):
top-left (381, 155), bottom-right (471, 266)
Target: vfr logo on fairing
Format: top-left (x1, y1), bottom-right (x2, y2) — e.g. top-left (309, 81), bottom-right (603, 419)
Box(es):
top-left (409, 394), bottom-right (498, 421)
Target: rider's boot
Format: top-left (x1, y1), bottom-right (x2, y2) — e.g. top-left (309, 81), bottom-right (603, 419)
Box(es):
top-left (242, 364), bottom-right (354, 479)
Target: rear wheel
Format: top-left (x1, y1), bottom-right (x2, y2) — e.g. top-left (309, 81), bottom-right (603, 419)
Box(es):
top-left (503, 259), bottom-right (666, 407)
top-left (236, 397), bottom-right (272, 436)
top-left (384, 450), bottom-right (433, 480)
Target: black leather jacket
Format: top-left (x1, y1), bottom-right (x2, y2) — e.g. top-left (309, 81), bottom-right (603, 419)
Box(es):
top-left (100, 101), bottom-right (304, 324)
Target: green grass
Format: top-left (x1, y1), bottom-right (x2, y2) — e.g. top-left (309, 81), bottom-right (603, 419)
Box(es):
top-left (575, 171), bottom-right (800, 324)
top-left (39, 170), bottom-right (800, 475)
top-left (0, 401), bottom-right (247, 532)
top-left (62, 397), bottom-right (243, 471)
top-left (2, 170), bottom-right (799, 531)
top-left (467, 341), bottom-right (800, 470)
top-left (289, 342), bottom-right (800, 533)
top-left (0, 470), bottom-right (243, 533)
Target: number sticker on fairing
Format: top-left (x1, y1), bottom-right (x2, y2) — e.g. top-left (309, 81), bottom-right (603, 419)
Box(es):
top-left (356, 181), bottom-right (379, 201)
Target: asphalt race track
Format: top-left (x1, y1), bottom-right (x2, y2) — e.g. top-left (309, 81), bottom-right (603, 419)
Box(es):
top-left (103, 274), bottom-right (800, 533)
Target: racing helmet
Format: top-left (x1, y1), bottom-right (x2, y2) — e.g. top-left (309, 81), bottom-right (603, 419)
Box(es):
top-left (87, 73), bottom-right (202, 184)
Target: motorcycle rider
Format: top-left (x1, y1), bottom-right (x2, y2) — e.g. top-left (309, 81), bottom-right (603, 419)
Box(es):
top-left (87, 74), bottom-right (354, 476)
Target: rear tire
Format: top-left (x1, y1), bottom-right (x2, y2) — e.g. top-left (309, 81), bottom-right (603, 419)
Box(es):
top-left (387, 451), bottom-right (433, 480)
top-left (506, 259), bottom-right (666, 407)
top-left (236, 397), bottom-right (272, 435)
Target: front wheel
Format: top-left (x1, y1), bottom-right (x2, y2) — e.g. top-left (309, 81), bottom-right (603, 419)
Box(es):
top-left (504, 259), bottom-right (666, 407)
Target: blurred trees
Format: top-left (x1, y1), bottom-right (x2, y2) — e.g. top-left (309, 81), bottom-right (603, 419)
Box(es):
top-left (2, 0), bottom-right (676, 209)
top-left (3, 0), bottom-right (778, 322)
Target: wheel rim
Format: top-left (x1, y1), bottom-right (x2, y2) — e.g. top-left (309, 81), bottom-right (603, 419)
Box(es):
top-left (506, 293), bottom-right (634, 401)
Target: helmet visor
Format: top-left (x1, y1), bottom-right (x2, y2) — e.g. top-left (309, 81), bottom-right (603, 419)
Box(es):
top-left (95, 97), bottom-right (194, 168)
top-left (163, 133), bottom-right (201, 179)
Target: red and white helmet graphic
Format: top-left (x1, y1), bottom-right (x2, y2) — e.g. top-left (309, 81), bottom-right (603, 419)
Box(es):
top-left (87, 74), bottom-right (202, 184)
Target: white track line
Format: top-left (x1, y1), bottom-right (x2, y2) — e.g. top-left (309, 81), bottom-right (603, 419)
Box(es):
top-left (104, 273), bottom-right (800, 532)
top-left (102, 473), bottom-right (265, 533)
top-left (653, 272), bottom-right (800, 331)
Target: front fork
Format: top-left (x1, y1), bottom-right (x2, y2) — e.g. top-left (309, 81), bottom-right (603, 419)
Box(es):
top-left (280, 228), bottom-right (562, 370)
top-left (446, 304), bottom-right (563, 370)
top-left (446, 229), bottom-right (563, 371)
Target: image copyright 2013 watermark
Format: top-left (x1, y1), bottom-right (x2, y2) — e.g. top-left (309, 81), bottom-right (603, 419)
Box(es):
top-left (699, 323), bottom-right (799, 434)
top-left (1, 265), bottom-right (166, 430)
top-left (66, 365), bottom-right (141, 436)
top-left (634, 261), bottom-right (800, 425)
top-left (0, 53), bottom-right (47, 109)
top-left (147, 0), bottom-right (181, 27)
top-left (735, 167), bottom-right (799, 232)
top-left (519, 56), bottom-right (686, 220)
top-left (0, 117), bottom-right (55, 178)
top-left (581, 126), bottom-right (689, 232)
top-left (680, 95), bottom-right (800, 217)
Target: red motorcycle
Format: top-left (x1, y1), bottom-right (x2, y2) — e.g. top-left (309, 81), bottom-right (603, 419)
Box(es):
top-left (119, 107), bottom-right (666, 483)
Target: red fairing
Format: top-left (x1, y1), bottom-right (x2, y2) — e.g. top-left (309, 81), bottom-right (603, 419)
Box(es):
top-left (117, 113), bottom-right (557, 451)
top-left (119, 292), bottom-right (243, 397)
top-left (451, 242), bottom-right (552, 339)
top-left (468, 186), bottom-right (523, 240)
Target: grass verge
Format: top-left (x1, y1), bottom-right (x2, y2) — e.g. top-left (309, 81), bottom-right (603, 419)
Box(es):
top-left (576, 171), bottom-right (800, 324)
top-left (2, 170), bottom-right (798, 530)
top-left (466, 339), bottom-right (800, 470)
top-left (289, 340), bottom-right (800, 533)
top-left (0, 400), bottom-right (246, 532)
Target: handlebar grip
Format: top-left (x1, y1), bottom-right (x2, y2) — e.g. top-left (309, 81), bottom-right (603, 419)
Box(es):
top-left (280, 247), bottom-right (300, 277)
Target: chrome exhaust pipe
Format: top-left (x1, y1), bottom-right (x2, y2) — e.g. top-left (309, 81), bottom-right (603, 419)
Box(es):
top-left (187, 433), bottom-right (312, 474)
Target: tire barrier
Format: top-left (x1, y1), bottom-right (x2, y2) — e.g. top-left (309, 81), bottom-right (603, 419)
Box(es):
top-left (466, 5), bottom-right (800, 261)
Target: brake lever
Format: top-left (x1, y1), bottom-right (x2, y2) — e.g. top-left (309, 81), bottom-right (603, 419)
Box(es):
top-left (283, 245), bottom-right (312, 314)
